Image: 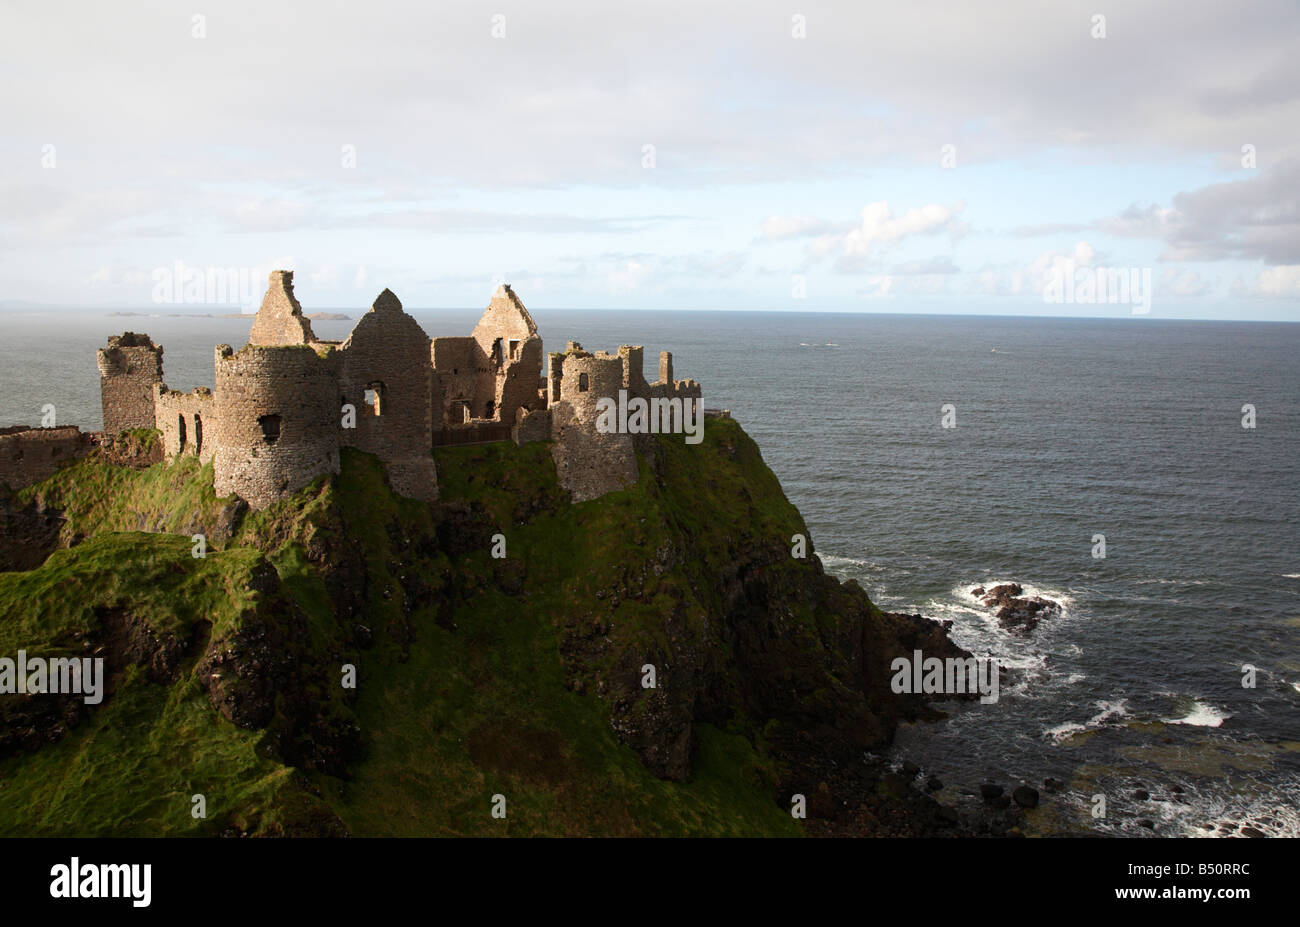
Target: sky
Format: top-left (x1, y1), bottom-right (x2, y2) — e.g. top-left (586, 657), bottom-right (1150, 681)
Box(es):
top-left (1, 0), bottom-right (1299, 320)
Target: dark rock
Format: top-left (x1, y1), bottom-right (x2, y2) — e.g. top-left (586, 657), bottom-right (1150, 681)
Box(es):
top-left (1241, 826), bottom-right (1266, 838)
top-left (901, 760), bottom-right (921, 778)
top-left (1043, 777), bottom-right (1065, 792)
top-left (925, 775), bottom-right (943, 792)
top-left (1138, 819), bottom-right (1155, 829)
top-left (1012, 786), bottom-right (1039, 808)
top-left (936, 806), bottom-right (959, 824)
top-left (979, 783), bottom-right (1004, 801)
top-left (1134, 789), bottom-right (1150, 801)
top-left (991, 794), bottom-right (1012, 809)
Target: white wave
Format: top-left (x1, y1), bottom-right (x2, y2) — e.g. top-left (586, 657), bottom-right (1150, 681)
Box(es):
top-left (1283, 573), bottom-right (1300, 579)
top-left (1043, 698), bottom-right (1129, 743)
top-left (957, 580), bottom-right (1076, 615)
top-left (1042, 721), bottom-right (1087, 743)
top-left (820, 554), bottom-right (876, 571)
top-left (1292, 682), bottom-right (1300, 694)
top-left (1134, 578), bottom-right (1211, 586)
top-left (1164, 700), bottom-right (1231, 727)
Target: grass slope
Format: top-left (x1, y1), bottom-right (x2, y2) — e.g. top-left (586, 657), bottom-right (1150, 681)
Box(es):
top-left (1, 419), bottom-right (812, 835)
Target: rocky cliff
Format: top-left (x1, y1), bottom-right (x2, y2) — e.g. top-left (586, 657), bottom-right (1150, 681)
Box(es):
top-left (0, 418), bottom-right (969, 836)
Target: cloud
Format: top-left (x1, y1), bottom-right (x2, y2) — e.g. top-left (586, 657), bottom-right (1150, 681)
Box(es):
top-left (759, 215), bottom-right (850, 240)
top-left (788, 201), bottom-right (966, 272)
top-left (890, 256), bottom-right (960, 275)
top-left (1233, 265), bottom-right (1300, 297)
top-left (1097, 160), bottom-right (1300, 264)
top-left (1158, 268), bottom-right (1214, 297)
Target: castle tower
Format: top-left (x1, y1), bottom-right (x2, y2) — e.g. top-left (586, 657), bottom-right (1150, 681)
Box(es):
top-left (211, 342), bottom-right (341, 510)
top-left (547, 347), bottom-right (637, 502)
top-left (97, 333), bottom-right (164, 434)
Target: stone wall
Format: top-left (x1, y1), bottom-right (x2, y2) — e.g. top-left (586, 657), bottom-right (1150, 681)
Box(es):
top-left (212, 343), bottom-right (341, 511)
top-left (547, 348), bottom-right (638, 502)
top-left (338, 289), bottom-right (437, 500)
top-left (153, 385), bottom-right (216, 464)
top-left (512, 407), bottom-right (551, 446)
top-left (0, 425), bottom-right (94, 490)
top-left (97, 333), bottom-right (164, 435)
top-left (430, 336), bottom-right (480, 425)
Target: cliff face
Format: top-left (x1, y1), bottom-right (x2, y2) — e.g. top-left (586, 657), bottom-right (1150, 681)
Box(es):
top-left (0, 417), bottom-right (968, 836)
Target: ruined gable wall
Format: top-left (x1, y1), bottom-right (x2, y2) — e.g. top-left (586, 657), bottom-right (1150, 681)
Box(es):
top-left (248, 271), bottom-right (318, 347)
top-left (337, 290), bottom-right (437, 500)
top-left (212, 343), bottom-right (340, 511)
top-left (153, 385), bottom-right (215, 464)
top-left (0, 426), bottom-right (94, 491)
top-left (470, 285), bottom-right (542, 423)
top-left (97, 333), bottom-right (164, 435)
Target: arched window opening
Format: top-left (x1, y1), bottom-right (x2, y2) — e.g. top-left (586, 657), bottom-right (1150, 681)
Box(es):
top-left (178, 414), bottom-right (187, 450)
top-left (578, 373), bottom-right (589, 392)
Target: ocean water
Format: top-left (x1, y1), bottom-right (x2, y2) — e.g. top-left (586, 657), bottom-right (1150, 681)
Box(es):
top-left (2, 308), bottom-right (1298, 837)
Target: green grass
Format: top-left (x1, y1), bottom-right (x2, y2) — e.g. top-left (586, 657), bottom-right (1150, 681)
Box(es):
top-left (0, 418), bottom-right (827, 835)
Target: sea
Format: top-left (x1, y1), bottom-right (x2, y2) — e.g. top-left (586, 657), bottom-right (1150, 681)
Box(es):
top-left (2, 307), bottom-right (1298, 837)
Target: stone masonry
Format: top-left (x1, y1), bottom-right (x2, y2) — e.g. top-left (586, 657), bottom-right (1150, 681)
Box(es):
top-left (97, 333), bottom-right (164, 434)
top-left (85, 270), bottom-right (703, 509)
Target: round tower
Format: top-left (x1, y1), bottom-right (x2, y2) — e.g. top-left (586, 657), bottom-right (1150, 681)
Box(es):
top-left (212, 342), bottom-right (340, 510)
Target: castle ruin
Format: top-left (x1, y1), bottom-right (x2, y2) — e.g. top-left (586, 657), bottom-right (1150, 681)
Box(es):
top-left (82, 271), bottom-right (702, 508)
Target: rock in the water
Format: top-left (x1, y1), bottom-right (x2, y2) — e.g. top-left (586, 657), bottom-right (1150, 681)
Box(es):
top-left (926, 775), bottom-right (943, 792)
top-left (972, 582), bottom-right (1061, 632)
top-left (1012, 786), bottom-right (1039, 809)
top-left (901, 760), bottom-right (921, 778)
top-left (1134, 789), bottom-right (1150, 801)
top-left (979, 783), bottom-right (1004, 801)
top-left (1138, 819), bottom-right (1155, 829)
top-left (1043, 777), bottom-right (1065, 792)
top-left (1241, 826), bottom-right (1266, 838)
